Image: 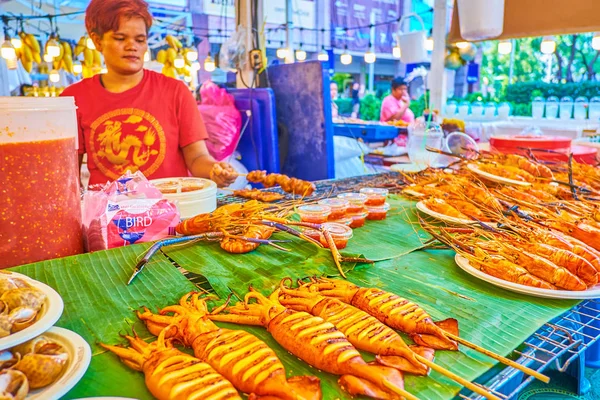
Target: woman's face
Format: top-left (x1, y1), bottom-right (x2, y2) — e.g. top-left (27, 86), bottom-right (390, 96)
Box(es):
top-left (92, 16), bottom-right (148, 75)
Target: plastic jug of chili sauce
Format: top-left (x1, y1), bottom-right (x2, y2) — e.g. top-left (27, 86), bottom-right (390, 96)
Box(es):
top-left (0, 97), bottom-right (83, 268)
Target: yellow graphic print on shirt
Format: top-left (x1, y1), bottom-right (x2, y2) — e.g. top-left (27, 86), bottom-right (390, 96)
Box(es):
top-left (89, 108), bottom-right (166, 180)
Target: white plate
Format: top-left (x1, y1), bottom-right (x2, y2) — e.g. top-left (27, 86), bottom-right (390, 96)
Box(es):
top-left (0, 271), bottom-right (64, 351)
top-left (416, 201), bottom-right (476, 226)
top-left (455, 254), bottom-right (600, 299)
top-left (25, 327), bottom-right (92, 400)
top-left (467, 163), bottom-right (532, 187)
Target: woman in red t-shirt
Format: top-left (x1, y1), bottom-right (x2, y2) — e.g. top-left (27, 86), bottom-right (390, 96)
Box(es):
top-left (61, 0), bottom-right (237, 187)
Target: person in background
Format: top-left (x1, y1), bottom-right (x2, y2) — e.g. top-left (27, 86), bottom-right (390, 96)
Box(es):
top-left (350, 82), bottom-right (360, 118)
top-left (61, 0), bottom-right (237, 188)
top-left (330, 82), bottom-right (339, 118)
top-left (380, 77), bottom-right (415, 124)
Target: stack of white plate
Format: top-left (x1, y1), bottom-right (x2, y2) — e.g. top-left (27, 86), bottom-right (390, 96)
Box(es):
top-left (151, 177), bottom-right (218, 220)
top-left (0, 270), bottom-right (92, 400)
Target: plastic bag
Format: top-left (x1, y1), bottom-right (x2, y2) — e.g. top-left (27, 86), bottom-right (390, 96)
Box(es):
top-left (219, 26), bottom-right (249, 72)
top-left (198, 81), bottom-right (242, 161)
top-left (82, 171), bottom-right (180, 252)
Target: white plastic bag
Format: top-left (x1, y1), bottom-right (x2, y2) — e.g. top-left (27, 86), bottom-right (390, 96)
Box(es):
top-left (219, 26), bottom-right (250, 72)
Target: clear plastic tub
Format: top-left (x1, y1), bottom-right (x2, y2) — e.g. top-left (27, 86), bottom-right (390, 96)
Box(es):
top-left (297, 204), bottom-right (331, 224)
top-left (348, 211), bottom-right (369, 228)
top-left (559, 96), bottom-right (573, 119)
top-left (574, 97), bottom-right (588, 120)
top-left (318, 198), bottom-right (349, 220)
top-left (0, 97), bottom-right (83, 268)
top-left (367, 202), bottom-right (391, 220)
top-left (150, 177), bottom-right (217, 219)
top-left (532, 97), bottom-right (545, 119)
top-left (328, 216), bottom-right (352, 226)
top-left (545, 96), bottom-right (559, 119)
top-left (302, 223), bottom-right (353, 249)
top-left (337, 193), bottom-right (367, 214)
top-left (360, 188), bottom-right (389, 206)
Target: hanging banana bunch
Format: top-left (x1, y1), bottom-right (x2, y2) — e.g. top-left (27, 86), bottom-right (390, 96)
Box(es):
top-left (15, 31), bottom-right (42, 73)
top-left (74, 34), bottom-right (103, 78)
top-left (156, 34), bottom-right (193, 79)
top-left (51, 40), bottom-right (75, 74)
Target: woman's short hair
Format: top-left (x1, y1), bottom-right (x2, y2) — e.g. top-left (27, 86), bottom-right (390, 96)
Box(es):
top-left (85, 0), bottom-right (153, 37)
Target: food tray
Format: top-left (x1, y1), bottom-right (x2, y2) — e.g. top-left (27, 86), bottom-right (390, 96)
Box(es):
top-left (416, 201), bottom-right (476, 226)
top-left (467, 163), bottom-right (532, 187)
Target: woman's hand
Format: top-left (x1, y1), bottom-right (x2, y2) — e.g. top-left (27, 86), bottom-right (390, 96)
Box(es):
top-left (210, 162), bottom-right (238, 187)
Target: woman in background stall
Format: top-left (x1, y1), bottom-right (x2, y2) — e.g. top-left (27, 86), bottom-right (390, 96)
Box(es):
top-left (61, 0), bottom-right (237, 187)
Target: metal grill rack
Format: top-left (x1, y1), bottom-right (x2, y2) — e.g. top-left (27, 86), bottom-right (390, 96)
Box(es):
top-left (459, 299), bottom-right (600, 399)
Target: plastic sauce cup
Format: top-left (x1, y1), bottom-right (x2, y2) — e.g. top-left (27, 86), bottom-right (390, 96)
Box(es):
top-left (328, 216), bottom-right (353, 226)
top-left (297, 204), bottom-right (332, 224)
top-left (366, 202), bottom-right (391, 220)
top-left (318, 198), bottom-right (349, 220)
top-left (348, 211), bottom-right (369, 228)
top-left (337, 193), bottom-right (368, 214)
top-left (302, 223), bottom-right (353, 249)
top-left (360, 187), bottom-right (389, 206)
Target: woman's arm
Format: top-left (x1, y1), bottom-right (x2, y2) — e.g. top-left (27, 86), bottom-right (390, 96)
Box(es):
top-left (182, 140), bottom-right (237, 187)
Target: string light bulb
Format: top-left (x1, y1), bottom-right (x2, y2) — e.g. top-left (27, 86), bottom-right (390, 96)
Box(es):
top-left (592, 32), bottom-right (600, 51)
top-left (11, 37), bottom-right (22, 49)
top-left (186, 48), bottom-right (198, 61)
top-left (1, 37), bottom-right (16, 60)
top-left (364, 44), bottom-right (376, 64)
top-left (456, 41), bottom-right (469, 49)
top-left (100, 67), bottom-right (108, 74)
top-left (184, 75), bottom-right (192, 83)
top-left (49, 69), bottom-right (60, 83)
top-left (540, 36), bottom-right (556, 54)
top-left (6, 56), bottom-right (17, 70)
top-left (204, 53), bottom-right (215, 72)
top-left (191, 61), bottom-right (201, 71)
top-left (340, 46), bottom-right (352, 65)
top-left (174, 54), bottom-right (185, 69)
top-left (144, 51), bottom-right (150, 62)
top-left (497, 40), bottom-right (512, 55)
top-left (295, 46), bottom-right (307, 62)
top-left (276, 42), bottom-right (288, 59)
top-left (43, 52), bottom-right (53, 62)
top-left (393, 45), bottom-right (401, 59)
top-left (317, 46), bottom-right (329, 62)
top-left (46, 37), bottom-right (61, 58)
top-left (73, 61), bottom-right (82, 74)
top-left (86, 36), bottom-right (95, 50)
top-left (425, 37), bottom-right (434, 52)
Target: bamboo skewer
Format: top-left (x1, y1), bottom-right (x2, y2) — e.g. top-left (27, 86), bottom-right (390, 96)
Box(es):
top-left (445, 332), bottom-right (550, 383)
top-left (382, 380), bottom-right (421, 400)
top-left (414, 355), bottom-right (500, 400)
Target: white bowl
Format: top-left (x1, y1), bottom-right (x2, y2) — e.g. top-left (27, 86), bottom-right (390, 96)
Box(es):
top-left (150, 177), bottom-right (217, 219)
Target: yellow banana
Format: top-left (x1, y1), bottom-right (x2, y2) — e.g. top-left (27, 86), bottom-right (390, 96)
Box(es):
top-left (54, 43), bottom-right (64, 63)
top-left (166, 48), bottom-right (176, 63)
top-left (75, 36), bottom-right (86, 56)
top-left (22, 60), bottom-right (33, 73)
top-left (156, 49), bottom-right (167, 64)
top-left (162, 65), bottom-right (177, 78)
top-left (82, 65), bottom-right (92, 79)
top-left (83, 48), bottom-right (93, 66)
top-left (53, 59), bottom-right (61, 70)
top-left (165, 35), bottom-right (182, 49)
top-left (62, 42), bottom-right (72, 58)
top-left (21, 44), bottom-right (33, 63)
top-left (62, 54), bottom-right (73, 74)
top-left (32, 51), bottom-right (41, 64)
top-left (25, 34), bottom-right (41, 54)
top-left (93, 50), bottom-right (102, 66)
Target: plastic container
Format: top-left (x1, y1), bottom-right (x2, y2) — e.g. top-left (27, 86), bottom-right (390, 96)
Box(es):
top-left (302, 223), bottom-right (353, 249)
top-left (328, 216), bottom-right (352, 226)
top-left (0, 97), bottom-right (83, 268)
top-left (407, 123), bottom-right (444, 168)
top-left (484, 102), bottom-right (497, 119)
top-left (498, 102), bottom-right (511, 119)
top-left (360, 188), bottom-right (389, 206)
top-left (458, 101), bottom-right (470, 118)
top-left (397, 13), bottom-right (428, 64)
top-left (318, 198), bottom-right (349, 220)
top-left (457, 0), bottom-right (505, 40)
top-left (348, 211), bottom-right (369, 228)
top-left (531, 97), bottom-right (545, 119)
top-left (150, 177), bottom-right (217, 219)
top-left (574, 97), bottom-right (588, 120)
top-left (590, 97), bottom-right (600, 121)
top-left (367, 203), bottom-right (391, 220)
top-left (297, 204), bottom-right (332, 224)
top-left (470, 101), bottom-right (484, 118)
top-left (337, 193), bottom-right (367, 214)
top-left (560, 96), bottom-right (574, 119)
top-left (445, 100), bottom-right (458, 117)
top-left (545, 96), bottom-right (559, 119)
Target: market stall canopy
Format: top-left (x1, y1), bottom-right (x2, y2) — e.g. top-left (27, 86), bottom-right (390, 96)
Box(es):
top-left (448, 0), bottom-right (600, 43)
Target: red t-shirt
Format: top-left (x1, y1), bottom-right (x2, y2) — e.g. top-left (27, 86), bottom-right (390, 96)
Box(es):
top-left (61, 70), bottom-right (207, 186)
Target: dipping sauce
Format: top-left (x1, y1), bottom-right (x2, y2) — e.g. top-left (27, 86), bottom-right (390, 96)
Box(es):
top-left (360, 187), bottom-right (389, 206)
top-left (1, 137), bottom-right (83, 268)
top-left (297, 204), bottom-right (331, 224)
top-left (155, 178), bottom-right (207, 194)
top-left (302, 223), bottom-right (353, 249)
top-left (348, 211), bottom-right (369, 228)
top-left (318, 198), bottom-right (349, 220)
top-left (337, 193), bottom-right (367, 214)
top-left (328, 216), bottom-right (352, 226)
top-left (367, 202), bottom-right (391, 220)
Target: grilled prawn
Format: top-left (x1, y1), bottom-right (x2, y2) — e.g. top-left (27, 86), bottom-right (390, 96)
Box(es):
top-left (137, 293), bottom-right (320, 400)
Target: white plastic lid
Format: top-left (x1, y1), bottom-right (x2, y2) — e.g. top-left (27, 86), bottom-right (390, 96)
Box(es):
top-left (0, 96), bottom-right (77, 111)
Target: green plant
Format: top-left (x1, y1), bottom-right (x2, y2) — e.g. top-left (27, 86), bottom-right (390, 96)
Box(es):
top-left (409, 94), bottom-right (427, 118)
top-left (506, 81), bottom-right (600, 103)
top-left (358, 94), bottom-right (382, 121)
top-left (334, 98), bottom-right (353, 116)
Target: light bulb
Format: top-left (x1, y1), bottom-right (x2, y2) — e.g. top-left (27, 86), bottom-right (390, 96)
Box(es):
top-left (49, 69), bottom-right (60, 83)
top-left (6, 56), bottom-right (17, 70)
top-left (191, 61), bottom-right (201, 71)
top-left (340, 51), bottom-right (352, 65)
top-left (86, 37), bottom-right (95, 50)
top-left (11, 37), bottom-right (22, 49)
top-left (393, 45), bottom-right (401, 59)
top-left (43, 53), bottom-right (53, 62)
top-left (73, 61), bottom-right (82, 74)
top-left (295, 49), bottom-right (307, 62)
top-left (144, 51), bottom-right (150, 62)
top-left (184, 75), bottom-right (192, 82)
top-left (364, 50), bottom-right (376, 64)
top-left (425, 37), bottom-right (434, 52)
top-left (174, 54), bottom-right (185, 69)
top-left (204, 55), bottom-right (215, 72)
top-left (276, 46), bottom-right (288, 59)
top-left (592, 32), bottom-right (600, 51)
top-left (100, 67), bottom-right (108, 74)
top-left (317, 49), bottom-right (329, 62)
top-left (46, 38), bottom-right (61, 58)
top-left (456, 41), bottom-right (469, 49)
top-left (540, 36), bottom-right (556, 54)
top-left (186, 49), bottom-right (198, 61)
top-left (1, 40), bottom-right (16, 60)
top-left (498, 40), bottom-right (512, 55)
